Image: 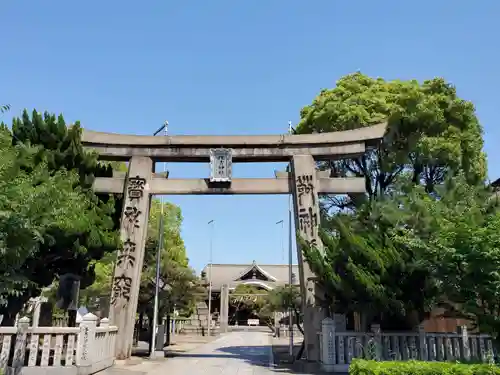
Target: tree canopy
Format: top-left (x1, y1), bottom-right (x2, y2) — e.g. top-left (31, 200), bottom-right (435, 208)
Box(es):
top-left (0, 127), bottom-right (97, 305)
top-left (296, 72), bottom-right (486, 210)
top-left (79, 198), bottom-right (200, 320)
top-left (138, 199), bottom-right (199, 318)
top-left (0, 109), bottom-right (121, 324)
top-left (299, 73), bottom-right (497, 334)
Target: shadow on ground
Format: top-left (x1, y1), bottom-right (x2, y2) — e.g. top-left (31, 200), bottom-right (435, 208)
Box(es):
top-left (269, 343), bottom-right (331, 374)
top-left (164, 344), bottom-right (327, 374)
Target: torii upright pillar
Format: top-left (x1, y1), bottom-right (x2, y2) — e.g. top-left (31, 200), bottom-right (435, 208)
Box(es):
top-left (290, 155), bottom-right (325, 362)
top-left (109, 156), bottom-right (153, 360)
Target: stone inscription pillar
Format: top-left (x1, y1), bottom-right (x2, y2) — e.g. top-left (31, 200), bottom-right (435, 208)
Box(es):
top-left (291, 155), bottom-right (325, 362)
top-left (220, 284), bottom-right (229, 333)
top-left (109, 156), bottom-right (153, 360)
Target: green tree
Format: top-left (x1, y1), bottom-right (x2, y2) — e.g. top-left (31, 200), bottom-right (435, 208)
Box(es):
top-left (231, 285), bottom-right (267, 311)
top-left (133, 199), bottom-right (200, 349)
top-left (303, 187), bottom-right (440, 330)
top-left (297, 73), bottom-right (489, 330)
top-left (296, 72), bottom-right (486, 210)
top-left (137, 199), bottom-right (195, 317)
top-left (0, 109), bottom-right (121, 324)
top-left (0, 125), bottom-right (117, 322)
top-left (79, 197), bottom-right (199, 325)
top-left (146, 199), bottom-right (189, 267)
top-left (421, 177), bottom-right (500, 337)
top-left (304, 173), bottom-right (499, 332)
top-left (77, 252), bottom-right (115, 307)
top-left (259, 285), bottom-right (303, 330)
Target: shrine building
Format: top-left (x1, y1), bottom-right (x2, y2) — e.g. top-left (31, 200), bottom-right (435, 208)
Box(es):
top-left (201, 261), bottom-right (300, 293)
top-left (201, 261), bottom-right (300, 325)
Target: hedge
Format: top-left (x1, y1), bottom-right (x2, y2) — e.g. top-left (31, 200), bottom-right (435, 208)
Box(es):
top-left (349, 359), bottom-right (500, 375)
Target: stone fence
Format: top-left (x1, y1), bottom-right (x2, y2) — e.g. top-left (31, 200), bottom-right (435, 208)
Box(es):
top-left (319, 317), bottom-right (495, 373)
top-left (0, 313), bottom-right (117, 375)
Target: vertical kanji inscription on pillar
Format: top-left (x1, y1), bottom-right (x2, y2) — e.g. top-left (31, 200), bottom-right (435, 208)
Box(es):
top-left (291, 155), bottom-right (324, 362)
top-left (109, 158), bottom-right (153, 360)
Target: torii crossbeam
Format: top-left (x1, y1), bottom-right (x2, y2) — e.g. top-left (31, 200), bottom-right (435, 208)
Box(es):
top-left (82, 122), bottom-right (386, 361)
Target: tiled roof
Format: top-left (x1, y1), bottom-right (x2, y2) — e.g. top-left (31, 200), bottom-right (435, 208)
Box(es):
top-left (201, 262), bottom-right (300, 291)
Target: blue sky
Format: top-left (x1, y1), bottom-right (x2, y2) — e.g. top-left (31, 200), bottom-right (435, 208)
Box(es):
top-left (1, 1), bottom-right (498, 273)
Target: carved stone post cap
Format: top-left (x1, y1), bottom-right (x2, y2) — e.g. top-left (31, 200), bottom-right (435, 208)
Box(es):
top-left (82, 312), bottom-right (98, 321)
top-left (100, 317), bottom-right (110, 326)
top-left (18, 316), bottom-right (30, 324)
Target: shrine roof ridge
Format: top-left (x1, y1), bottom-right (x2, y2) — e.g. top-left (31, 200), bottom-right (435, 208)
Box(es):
top-left (81, 122), bottom-right (386, 148)
top-left (206, 263), bottom-right (300, 267)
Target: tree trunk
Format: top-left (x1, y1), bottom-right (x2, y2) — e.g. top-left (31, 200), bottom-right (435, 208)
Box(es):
top-left (0, 293), bottom-right (33, 326)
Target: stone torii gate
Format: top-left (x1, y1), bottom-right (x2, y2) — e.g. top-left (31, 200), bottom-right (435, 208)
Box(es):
top-left (82, 123), bottom-right (386, 361)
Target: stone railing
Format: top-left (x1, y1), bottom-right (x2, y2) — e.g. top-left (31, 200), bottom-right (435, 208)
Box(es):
top-left (0, 313), bottom-right (117, 375)
top-left (319, 317), bottom-right (495, 373)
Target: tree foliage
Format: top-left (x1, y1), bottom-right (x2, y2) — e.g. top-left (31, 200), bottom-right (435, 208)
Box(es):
top-left (259, 285), bottom-right (303, 329)
top-left (137, 199), bottom-right (199, 319)
top-left (0, 109), bottom-right (120, 324)
top-left (230, 284), bottom-right (267, 311)
top-left (0, 127), bottom-right (94, 305)
top-left (304, 173), bottom-right (500, 332)
top-left (146, 199), bottom-right (189, 267)
top-left (303, 175), bottom-right (441, 329)
top-left (298, 73), bottom-right (495, 333)
top-left (80, 198), bottom-right (200, 320)
top-left (423, 178), bottom-right (500, 336)
top-left (296, 72), bottom-right (486, 210)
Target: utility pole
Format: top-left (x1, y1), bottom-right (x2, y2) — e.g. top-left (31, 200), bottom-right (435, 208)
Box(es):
top-left (150, 121), bottom-right (168, 358)
top-left (287, 120), bottom-right (294, 357)
top-left (276, 220), bottom-right (285, 263)
top-left (207, 219), bottom-right (215, 337)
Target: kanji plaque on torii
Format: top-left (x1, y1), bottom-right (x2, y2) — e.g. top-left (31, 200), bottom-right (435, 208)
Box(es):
top-left (210, 148), bottom-right (232, 183)
top-left (82, 122), bottom-right (386, 361)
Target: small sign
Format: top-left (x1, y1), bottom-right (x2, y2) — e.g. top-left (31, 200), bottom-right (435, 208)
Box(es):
top-left (210, 148), bottom-right (232, 183)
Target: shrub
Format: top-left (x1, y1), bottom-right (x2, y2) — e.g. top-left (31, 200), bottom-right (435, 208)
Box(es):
top-left (349, 359), bottom-right (500, 375)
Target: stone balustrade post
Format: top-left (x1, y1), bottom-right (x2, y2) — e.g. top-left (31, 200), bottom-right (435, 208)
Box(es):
top-left (418, 324), bottom-right (428, 360)
top-left (100, 318), bottom-right (112, 360)
top-left (76, 313), bottom-right (98, 368)
top-left (100, 317), bottom-right (110, 328)
top-left (12, 316), bottom-right (30, 369)
top-left (457, 325), bottom-right (470, 361)
top-left (370, 324), bottom-right (382, 360)
top-left (320, 317), bottom-right (335, 372)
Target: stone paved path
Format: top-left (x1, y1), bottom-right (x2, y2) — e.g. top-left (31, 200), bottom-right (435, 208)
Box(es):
top-left (147, 331), bottom-right (275, 375)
